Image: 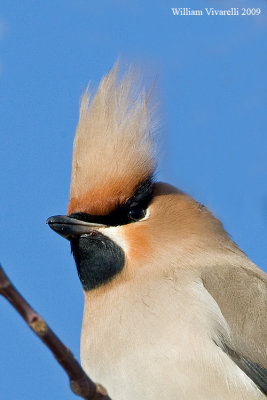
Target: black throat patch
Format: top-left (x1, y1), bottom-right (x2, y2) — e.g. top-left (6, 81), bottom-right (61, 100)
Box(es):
top-left (71, 232), bottom-right (125, 291)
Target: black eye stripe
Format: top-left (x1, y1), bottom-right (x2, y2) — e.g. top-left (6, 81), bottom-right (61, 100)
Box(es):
top-left (128, 207), bottom-right (146, 221)
top-left (126, 178), bottom-right (153, 208)
top-left (70, 177), bottom-right (154, 226)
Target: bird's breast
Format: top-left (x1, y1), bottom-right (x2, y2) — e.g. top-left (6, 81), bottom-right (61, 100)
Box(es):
top-left (80, 276), bottom-right (263, 400)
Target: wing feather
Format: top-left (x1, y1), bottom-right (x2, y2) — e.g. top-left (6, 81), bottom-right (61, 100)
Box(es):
top-left (202, 263), bottom-right (267, 393)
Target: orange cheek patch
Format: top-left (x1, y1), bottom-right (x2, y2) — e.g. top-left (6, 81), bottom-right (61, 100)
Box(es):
top-left (123, 224), bottom-right (153, 265)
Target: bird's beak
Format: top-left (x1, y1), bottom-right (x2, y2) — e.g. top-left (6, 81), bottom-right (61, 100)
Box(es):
top-left (46, 215), bottom-right (107, 240)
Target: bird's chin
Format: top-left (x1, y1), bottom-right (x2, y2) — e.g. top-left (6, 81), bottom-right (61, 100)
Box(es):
top-left (70, 232), bottom-right (125, 291)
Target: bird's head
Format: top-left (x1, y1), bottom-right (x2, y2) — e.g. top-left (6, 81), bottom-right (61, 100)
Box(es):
top-left (47, 64), bottom-right (232, 292)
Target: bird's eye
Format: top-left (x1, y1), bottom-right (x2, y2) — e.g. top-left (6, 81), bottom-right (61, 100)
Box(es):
top-left (128, 206), bottom-right (146, 221)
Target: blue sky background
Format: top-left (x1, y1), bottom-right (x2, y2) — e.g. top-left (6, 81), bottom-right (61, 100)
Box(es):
top-left (0, 1), bottom-right (266, 399)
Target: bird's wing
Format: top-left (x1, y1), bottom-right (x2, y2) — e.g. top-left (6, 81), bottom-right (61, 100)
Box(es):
top-left (201, 264), bottom-right (267, 394)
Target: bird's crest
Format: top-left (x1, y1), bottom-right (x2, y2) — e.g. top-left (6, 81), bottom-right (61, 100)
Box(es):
top-left (68, 63), bottom-right (157, 215)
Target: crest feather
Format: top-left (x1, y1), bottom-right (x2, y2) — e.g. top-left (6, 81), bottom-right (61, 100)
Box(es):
top-left (68, 63), bottom-right (157, 215)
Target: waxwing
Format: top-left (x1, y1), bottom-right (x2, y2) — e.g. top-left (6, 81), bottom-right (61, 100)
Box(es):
top-left (47, 64), bottom-right (267, 400)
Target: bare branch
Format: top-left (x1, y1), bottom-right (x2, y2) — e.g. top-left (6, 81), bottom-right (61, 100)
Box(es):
top-left (0, 264), bottom-right (111, 400)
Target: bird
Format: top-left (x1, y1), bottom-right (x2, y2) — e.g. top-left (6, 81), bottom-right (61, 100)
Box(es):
top-left (47, 63), bottom-right (267, 400)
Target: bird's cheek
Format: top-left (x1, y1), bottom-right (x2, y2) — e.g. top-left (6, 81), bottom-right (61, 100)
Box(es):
top-left (100, 224), bottom-right (153, 268)
top-left (121, 224), bottom-right (153, 265)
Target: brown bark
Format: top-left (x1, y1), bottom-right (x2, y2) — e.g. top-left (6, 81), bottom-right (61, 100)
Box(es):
top-left (0, 264), bottom-right (111, 400)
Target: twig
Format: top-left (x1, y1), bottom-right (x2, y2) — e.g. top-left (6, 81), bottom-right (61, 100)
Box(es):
top-left (0, 264), bottom-right (111, 400)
